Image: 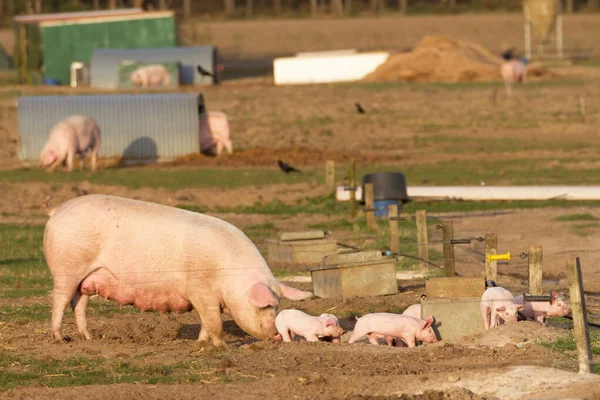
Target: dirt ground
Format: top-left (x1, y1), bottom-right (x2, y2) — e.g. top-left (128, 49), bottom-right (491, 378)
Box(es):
top-left (1, 30), bottom-right (600, 398)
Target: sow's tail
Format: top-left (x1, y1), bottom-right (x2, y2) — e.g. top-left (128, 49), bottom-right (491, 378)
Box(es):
top-left (278, 282), bottom-right (313, 301)
top-left (42, 195), bottom-right (55, 217)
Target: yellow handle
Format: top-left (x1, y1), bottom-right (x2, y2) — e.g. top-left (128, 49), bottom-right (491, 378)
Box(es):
top-left (487, 252), bottom-right (511, 262)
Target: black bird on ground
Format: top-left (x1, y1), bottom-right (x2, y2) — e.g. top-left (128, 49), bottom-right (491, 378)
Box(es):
top-left (501, 48), bottom-right (515, 61)
top-left (197, 65), bottom-right (214, 78)
top-left (355, 102), bottom-right (366, 114)
top-left (278, 160), bottom-right (301, 173)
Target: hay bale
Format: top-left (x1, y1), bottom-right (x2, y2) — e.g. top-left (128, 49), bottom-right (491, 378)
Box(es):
top-left (363, 36), bottom-right (505, 83)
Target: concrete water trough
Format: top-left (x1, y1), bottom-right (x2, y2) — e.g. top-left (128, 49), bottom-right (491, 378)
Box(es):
top-left (267, 230), bottom-right (338, 265)
top-left (310, 250), bottom-right (398, 301)
top-left (421, 277), bottom-right (486, 340)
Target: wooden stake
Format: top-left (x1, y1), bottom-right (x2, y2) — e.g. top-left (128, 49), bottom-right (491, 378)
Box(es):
top-left (567, 257), bottom-right (593, 374)
top-left (365, 183), bottom-right (376, 231)
top-left (389, 204), bottom-right (399, 253)
top-left (348, 160), bottom-right (357, 218)
top-left (485, 233), bottom-right (498, 283)
top-left (528, 245), bottom-right (543, 296)
top-left (579, 97), bottom-right (586, 123)
top-left (416, 210), bottom-right (429, 272)
top-left (325, 160), bottom-right (335, 192)
top-left (441, 221), bottom-right (455, 277)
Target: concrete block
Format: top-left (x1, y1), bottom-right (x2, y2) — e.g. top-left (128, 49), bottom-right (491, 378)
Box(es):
top-left (426, 277), bottom-right (485, 298)
top-left (267, 238), bottom-right (338, 264)
top-left (322, 250), bottom-right (382, 266)
top-left (310, 254), bottom-right (398, 300)
top-left (279, 230), bottom-right (326, 241)
top-left (421, 297), bottom-right (485, 340)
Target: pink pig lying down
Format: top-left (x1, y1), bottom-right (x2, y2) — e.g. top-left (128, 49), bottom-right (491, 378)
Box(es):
top-left (275, 309), bottom-right (344, 342)
top-left (130, 65), bottom-right (171, 88)
top-left (199, 111), bottom-right (233, 156)
top-left (480, 287), bottom-right (525, 330)
top-left (41, 194), bottom-right (313, 347)
top-left (348, 313), bottom-right (437, 348)
top-left (39, 115), bottom-right (101, 173)
top-left (514, 291), bottom-right (570, 325)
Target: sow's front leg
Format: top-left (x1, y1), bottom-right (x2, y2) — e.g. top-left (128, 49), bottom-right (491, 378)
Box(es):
top-left (190, 293), bottom-right (226, 347)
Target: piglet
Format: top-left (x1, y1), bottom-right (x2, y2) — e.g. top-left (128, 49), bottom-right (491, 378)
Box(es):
top-left (514, 291), bottom-right (570, 325)
top-left (130, 65), bottom-right (171, 88)
top-left (348, 313), bottom-right (437, 348)
top-left (402, 304), bottom-right (421, 320)
top-left (318, 313), bottom-right (342, 343)
top-left (39, 115), bottom-right (101, 173)
top-left (199, 111), bottom-right (233, 156)
top-left (275, 309), bottom-right (344, 342)
top-left (480, 287), bottom-right (525, 330)
top-left (501, 59), bottom-right (528, 96)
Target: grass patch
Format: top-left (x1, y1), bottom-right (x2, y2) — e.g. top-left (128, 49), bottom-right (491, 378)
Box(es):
top-left (570, 222), bottom-right (599, 238)
top-left (553, 213), bottom-right (598, 222)
top-left (0, 224), bottom-right (49, 299)
top-left (0, 352), bottom-right (227, 389)
top-left (539, 330), bottom-right (600, 356)
top-left (211, 194), bottom-right (347, 216)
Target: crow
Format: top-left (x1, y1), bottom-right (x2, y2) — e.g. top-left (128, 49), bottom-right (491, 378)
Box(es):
top-left (197, 65), bottom-right (214, 78)
top-left (501, 48), bottom-right (515, 61)
top-left (278, 160), bottom-right (301, 173)
top-left (355, 102), bottom-right (366, 114)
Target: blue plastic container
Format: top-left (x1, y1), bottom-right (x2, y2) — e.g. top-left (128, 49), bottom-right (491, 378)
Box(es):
top-left (374, 199), bottom-right (400, 217)
top-left (44, 78), bottom-right (59, 85)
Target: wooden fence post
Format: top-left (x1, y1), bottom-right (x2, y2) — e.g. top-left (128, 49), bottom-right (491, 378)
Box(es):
top-left (416, 210), bottom-right (428, 272)
top-left (348, 160), bottom-right (357, 218)
top-left (441, 220), bottom-right (455, 277)
top-left (567, 257), bottom-right (593, 374)
top-left (325, 160), bottom-right (335, 192)
top-left (528, 245), bottom-right (543, 295)
top-left (365, 183), bottom-right (375, 230)
top-left (485, 233), bottom-right (497, 282)
top-left (388, 204), bottom-right (399, 253)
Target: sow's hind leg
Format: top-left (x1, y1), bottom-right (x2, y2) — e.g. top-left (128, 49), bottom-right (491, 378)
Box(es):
top-left (70, 290), bottom-right (91, 340)
top-left (50, 275), bottom-right (86, 342)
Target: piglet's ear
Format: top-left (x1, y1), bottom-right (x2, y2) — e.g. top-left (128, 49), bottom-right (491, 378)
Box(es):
top-left (249, 283), bottom-right (279, 308)
top-left (422, 316), bottom-right (434, 330)
top-left (325, 319), bottom-right (336, 327)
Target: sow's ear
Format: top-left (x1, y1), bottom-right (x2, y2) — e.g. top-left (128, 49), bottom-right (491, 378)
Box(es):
top-left (279, 283), bottom-right (313, 301)
top-left (249, 283), bottom-right (279, 308)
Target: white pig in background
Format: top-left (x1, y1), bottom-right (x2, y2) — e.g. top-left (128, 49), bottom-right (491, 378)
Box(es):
top-left (39, 115), bottom-right (101, 172)
top-left (41, 194), bottom-right (313, 347)
top-left (514, 291), bottom-right (570, 325)
top-left (501, 58), bottom-right (528, 96)
top-left (275, 309), bottom-right (344, 342)
top-left (480, 287), bottom-right (525, 330)
top-left (348, 313), bottom-right (437, 348)
top-left (199, 111), bottom-right (233, 156)
top-left (130, 65), bottom-right (172, 88)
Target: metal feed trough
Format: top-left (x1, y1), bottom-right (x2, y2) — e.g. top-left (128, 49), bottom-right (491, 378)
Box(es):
top-left (267, 230), bottom-right (338, 265)
top-left (310, 250), bottom-right (398, 300)
top-left (17, 93), bottom-right (205, 165)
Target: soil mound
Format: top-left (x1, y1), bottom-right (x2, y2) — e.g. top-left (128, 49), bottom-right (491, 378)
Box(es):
top-left (364, 36), bottom-right (549, 83)
top-left (450, 321), bottom-right (568, 348)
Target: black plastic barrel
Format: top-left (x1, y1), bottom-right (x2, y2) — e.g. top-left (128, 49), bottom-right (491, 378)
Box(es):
top-left (361, 172), bottom-right (410, 217)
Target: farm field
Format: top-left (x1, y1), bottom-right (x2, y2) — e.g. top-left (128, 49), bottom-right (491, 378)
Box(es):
top-left (1, 20), bottom-right (600, 398)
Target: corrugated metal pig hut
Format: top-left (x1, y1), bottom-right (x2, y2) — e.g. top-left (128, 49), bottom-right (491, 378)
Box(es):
top-left (90, 46), bottom-right (222, 89)
top-left (13, 9), bottom-right (176, 85)
top-left (17, 93), bottom-right (205, 165)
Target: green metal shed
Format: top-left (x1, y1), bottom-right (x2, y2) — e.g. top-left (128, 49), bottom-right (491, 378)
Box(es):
top-left (13, 9), bottom-right (176, 85)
